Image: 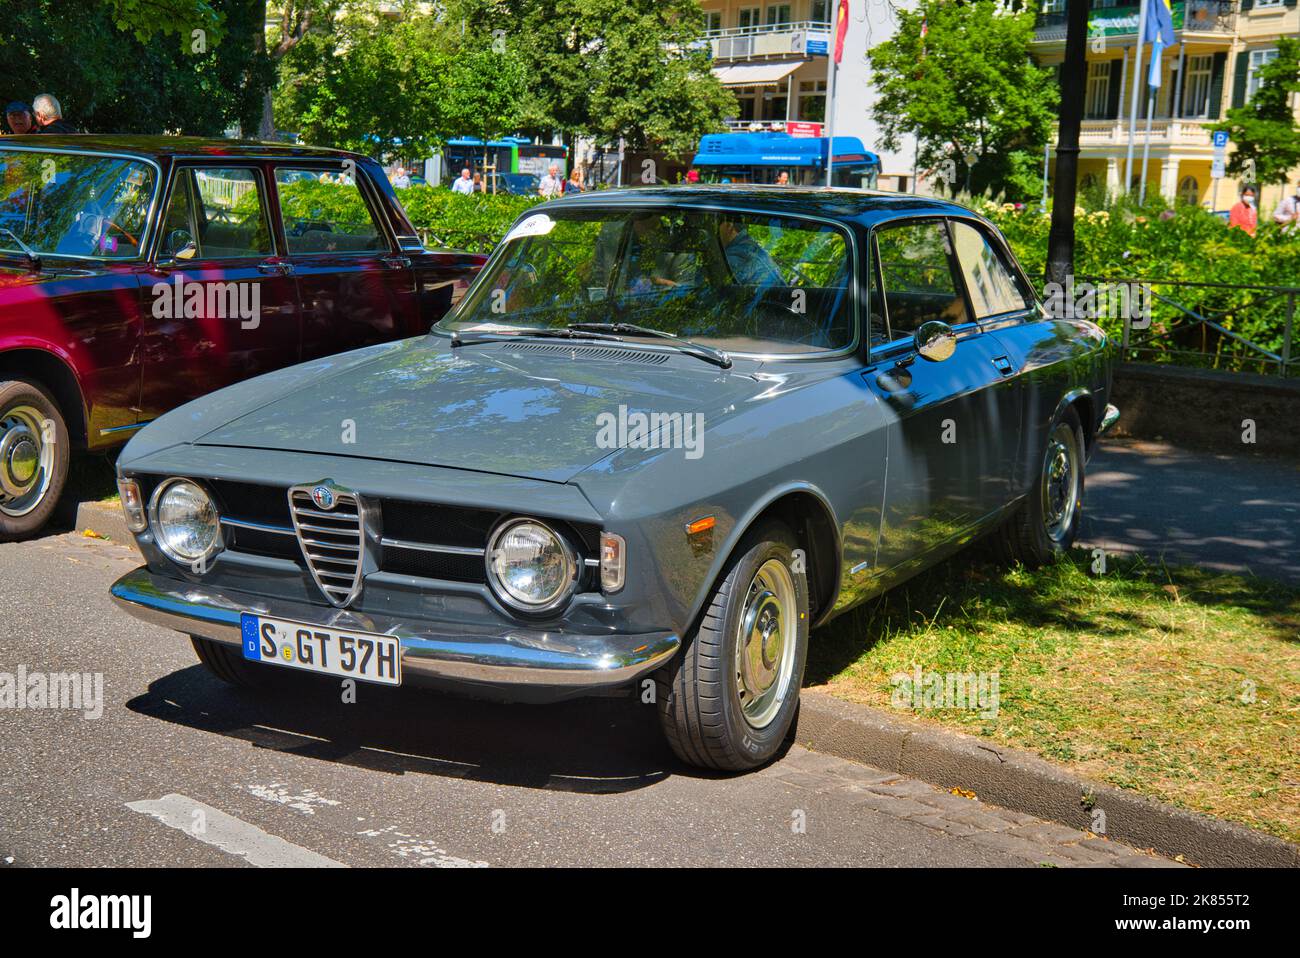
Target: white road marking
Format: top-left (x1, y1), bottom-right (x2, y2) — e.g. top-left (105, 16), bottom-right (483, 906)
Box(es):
top-left (125, 793), bottom-right (346, 868)
top-left (238, 783), bottom-right (341, 816)
top-left (357, 824), bottom-right (488, 868)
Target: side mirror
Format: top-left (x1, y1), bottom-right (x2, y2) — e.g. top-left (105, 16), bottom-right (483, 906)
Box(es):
top-left (914, 320), bottom-right (957, 362)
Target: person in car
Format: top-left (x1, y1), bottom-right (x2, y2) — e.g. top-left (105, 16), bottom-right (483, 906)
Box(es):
top-left (718, 218), bottom-right (783, 287)
top-left (4, 101), bottom-right (34, 134)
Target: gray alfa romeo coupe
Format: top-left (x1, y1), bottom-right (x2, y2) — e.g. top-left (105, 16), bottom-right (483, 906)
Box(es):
top-left (110, 186), bottom-right (1118, 771)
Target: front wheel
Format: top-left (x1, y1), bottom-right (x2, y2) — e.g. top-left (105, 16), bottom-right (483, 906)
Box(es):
top-left (0, 379), bottom-right (70, 542)
top-left (999, 405), bottom-right (1085, 566)
top-left (191, 636), bottom-right (272, 689)
top-left (656, 521), bottom-right (809, 771)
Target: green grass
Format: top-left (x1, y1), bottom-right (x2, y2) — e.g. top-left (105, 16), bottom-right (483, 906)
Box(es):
top-left (809, 551), bottom-right (1300, 843)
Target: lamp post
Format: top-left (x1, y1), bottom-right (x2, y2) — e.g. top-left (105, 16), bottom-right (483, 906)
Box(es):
top-left (1046, 0), bottom-right (1090, 287)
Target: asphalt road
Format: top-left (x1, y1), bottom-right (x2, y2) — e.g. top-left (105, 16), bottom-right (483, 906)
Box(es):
top-left (1081, 439), bottom-right (1300, 584)
top-left (0, 531), bottom-right (1172, 868)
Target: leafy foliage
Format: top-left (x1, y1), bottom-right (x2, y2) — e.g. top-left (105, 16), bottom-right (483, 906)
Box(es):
top-left (867, 0), bottom-right (1057, 202)
top-left (1209, 38), bottom-right (1300, 188)
top-left (274, 0), bottom-right (735, 156)
top-left (0, 0), bottom-right (269, 135)
top-left (978, 195), bottom-right (1300, 365)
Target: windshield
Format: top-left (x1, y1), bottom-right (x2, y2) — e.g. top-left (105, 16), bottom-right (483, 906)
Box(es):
top-left (439, 207), bottom-right (856, 354)
top-left (0, 149), bottom-right (156, 260)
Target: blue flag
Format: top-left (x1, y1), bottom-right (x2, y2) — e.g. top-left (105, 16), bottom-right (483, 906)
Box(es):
top-left (1143, 0), bottom-right (1176, 89)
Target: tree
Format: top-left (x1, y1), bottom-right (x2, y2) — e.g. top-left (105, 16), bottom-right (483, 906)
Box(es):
top-left (450, 0), bottom-right (735, 155)
top-left (1209, 38), bottom-right (1300, 188)
top-left (256, 0), bottom-right (333, 138)
top-left (867, 0), bottom-right (1058, 201)
top-left (274, 4), bottom-right (528, 156)
top-left (0, 0), bottom-right (268, 135)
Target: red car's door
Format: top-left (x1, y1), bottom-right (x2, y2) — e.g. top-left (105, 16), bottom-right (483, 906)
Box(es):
top-left (270, 164), bottom-right (418, 362)
top-left (139, 164), bottom-right (302, 421)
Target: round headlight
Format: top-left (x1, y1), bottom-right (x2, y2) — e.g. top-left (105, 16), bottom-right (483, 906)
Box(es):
top-left (150, 478), bottom-right (222, 566)
top-left (486, 518), bottom-right (578, 611)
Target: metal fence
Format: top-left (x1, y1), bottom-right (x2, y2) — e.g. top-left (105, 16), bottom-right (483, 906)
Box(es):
top-left (1073, 277), bottom-right (1297, 377)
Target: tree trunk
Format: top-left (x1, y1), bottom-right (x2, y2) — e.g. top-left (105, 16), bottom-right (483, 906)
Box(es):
top-left (258, 89), bottom-right (275, 141)
top-left (1046, 0), bottom-right (1090, 287)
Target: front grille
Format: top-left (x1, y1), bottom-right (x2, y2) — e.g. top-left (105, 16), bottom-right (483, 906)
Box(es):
top-left (289, 487), bottom-right (364, 607)
top-left (129, 472), bottom-right (601, 600)
top-left (381, 499), bottom-right (499, 550)
top-left (382, 545), bottom-right (485, 583)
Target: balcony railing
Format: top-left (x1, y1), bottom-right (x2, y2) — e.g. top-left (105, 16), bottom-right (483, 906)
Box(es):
top-left (1076, 117), bottom-right (1221, 146)
top-left (1034, 1), bottom-right (1236, 43)
top-left (707, 19), bottom-right (833, 61)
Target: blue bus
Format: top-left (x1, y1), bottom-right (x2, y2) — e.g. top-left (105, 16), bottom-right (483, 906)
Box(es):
top-left (690, 132), bottom-right (879, 188)
top-left (442, 137), bottom-right (568, 188)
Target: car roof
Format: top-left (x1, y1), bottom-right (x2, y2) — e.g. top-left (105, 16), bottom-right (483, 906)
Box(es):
top-left (544, 185), bottom-right (981, 228)
top-left (0, 134), bottom-right (363, 163)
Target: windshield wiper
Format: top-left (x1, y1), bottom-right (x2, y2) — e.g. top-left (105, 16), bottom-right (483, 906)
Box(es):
top-left (0, 227), bottom-right (41, 272)
top-left (448, 326), bottom-right (626, 348)
top-left (567, 322), bottom-right (732, 369)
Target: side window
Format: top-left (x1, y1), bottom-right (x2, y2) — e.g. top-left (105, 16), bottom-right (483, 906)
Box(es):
top-left (188, 167), bottom-right (272, 258)
top-left (159, 171), bottom-right (197, 258)
top-left (950, 221), bottom-right (1029, 319)
top-left (275, 168), bottom-right (385, 254)
top-left (874, 220), bottom-right (968, 341)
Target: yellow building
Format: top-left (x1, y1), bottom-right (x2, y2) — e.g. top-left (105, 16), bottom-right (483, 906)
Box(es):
top-left (1032, 0), bottom-right (1300, 212)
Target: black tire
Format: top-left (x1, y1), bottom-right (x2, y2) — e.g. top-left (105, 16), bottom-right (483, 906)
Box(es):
top-left (0, 379), bottom-right (70, 542)
top-left (656, 521), bottom-right (809, 772)
top-left (190, 636), bottom-right (271, 688)
top-left (999, 405), bottom-right (1086, 566)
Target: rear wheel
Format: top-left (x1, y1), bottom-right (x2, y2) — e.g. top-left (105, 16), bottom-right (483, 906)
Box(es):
top-left (190, 636), bottom-right (271, 688)
top-left (656, 521), bottom-right (808, 771)
top-left (0, 379), bottom-right (69, 541)
top-left (1000, 406), bottom-right (1085, 566)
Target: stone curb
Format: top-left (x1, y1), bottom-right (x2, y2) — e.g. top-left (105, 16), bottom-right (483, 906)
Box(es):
top-left (71, 500), bottom-right (138, 554)
top-left (796, 691), bottom-right (1300, 868)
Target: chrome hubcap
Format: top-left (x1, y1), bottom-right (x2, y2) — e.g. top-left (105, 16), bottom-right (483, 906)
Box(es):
top-left (735, 558), bottom-right (798, 729)
top-left (1041, 423), bottom-right (1080, 543)
top-left (0, 405), bottom-right (55, 518)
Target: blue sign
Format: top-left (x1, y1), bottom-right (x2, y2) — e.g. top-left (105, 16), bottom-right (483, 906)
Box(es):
top-left (806, 35), bottom-right (829, 56)
top-left (1212, 130), bottom-right (1229, 149)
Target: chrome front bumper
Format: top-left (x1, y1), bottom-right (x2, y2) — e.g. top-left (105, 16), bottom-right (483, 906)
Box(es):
top-left (110, 566), bottom-right (679, 700)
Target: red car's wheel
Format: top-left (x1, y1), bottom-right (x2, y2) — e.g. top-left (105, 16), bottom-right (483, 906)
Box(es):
top-left (0, 379), bottom-right (70, 541)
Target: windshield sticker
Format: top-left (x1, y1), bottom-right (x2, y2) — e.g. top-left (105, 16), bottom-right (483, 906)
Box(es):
top-left (504, 214), bottom-right (555, 242)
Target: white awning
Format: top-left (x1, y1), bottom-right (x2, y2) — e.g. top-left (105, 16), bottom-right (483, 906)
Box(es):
top-left (711, 61), bottom-right (803, 88)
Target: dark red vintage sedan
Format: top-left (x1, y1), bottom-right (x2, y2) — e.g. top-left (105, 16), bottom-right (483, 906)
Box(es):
top-left (0, 136), bottom-right (485, 539)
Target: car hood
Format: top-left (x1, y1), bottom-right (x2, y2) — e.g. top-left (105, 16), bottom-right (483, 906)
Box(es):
top-left (192, 338), bottom-right (774, 483)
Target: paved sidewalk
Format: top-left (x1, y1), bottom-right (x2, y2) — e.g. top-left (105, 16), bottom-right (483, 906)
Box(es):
top-left (1083, 438), bottom-right (1300, 584)
top-left (759, 749), bottom-right (1176, 868)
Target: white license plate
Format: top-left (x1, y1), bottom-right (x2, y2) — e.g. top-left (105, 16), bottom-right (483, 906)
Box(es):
top-left (240, 613), bottom-right (402, 686)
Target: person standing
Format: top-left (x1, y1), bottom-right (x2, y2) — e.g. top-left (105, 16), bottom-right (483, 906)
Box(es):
top-left (1227, 185), bottom-right (1258, 237)
top-left (451, 168), bottom-right (475, 195)
top-left (538, 163), bottom-right (564, 199)
top-left (565, 167), bottom-right (584, 194)
top-left (32, 94), bottom-right (77, 133)
top-left (3, 102), bottom-right (34, 134)
top-left (392, 166), bottom-right (411, 189)
top-left (1271, 182), bottom-right (1299, 232)
top-left (775, 171), bottom-right (790, 186)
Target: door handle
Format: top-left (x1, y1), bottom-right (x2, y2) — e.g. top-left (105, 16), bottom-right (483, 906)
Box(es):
top-left (381, 254), bottom-right (412, 270)
top-left (256, 260), bottom-right (286, 275)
